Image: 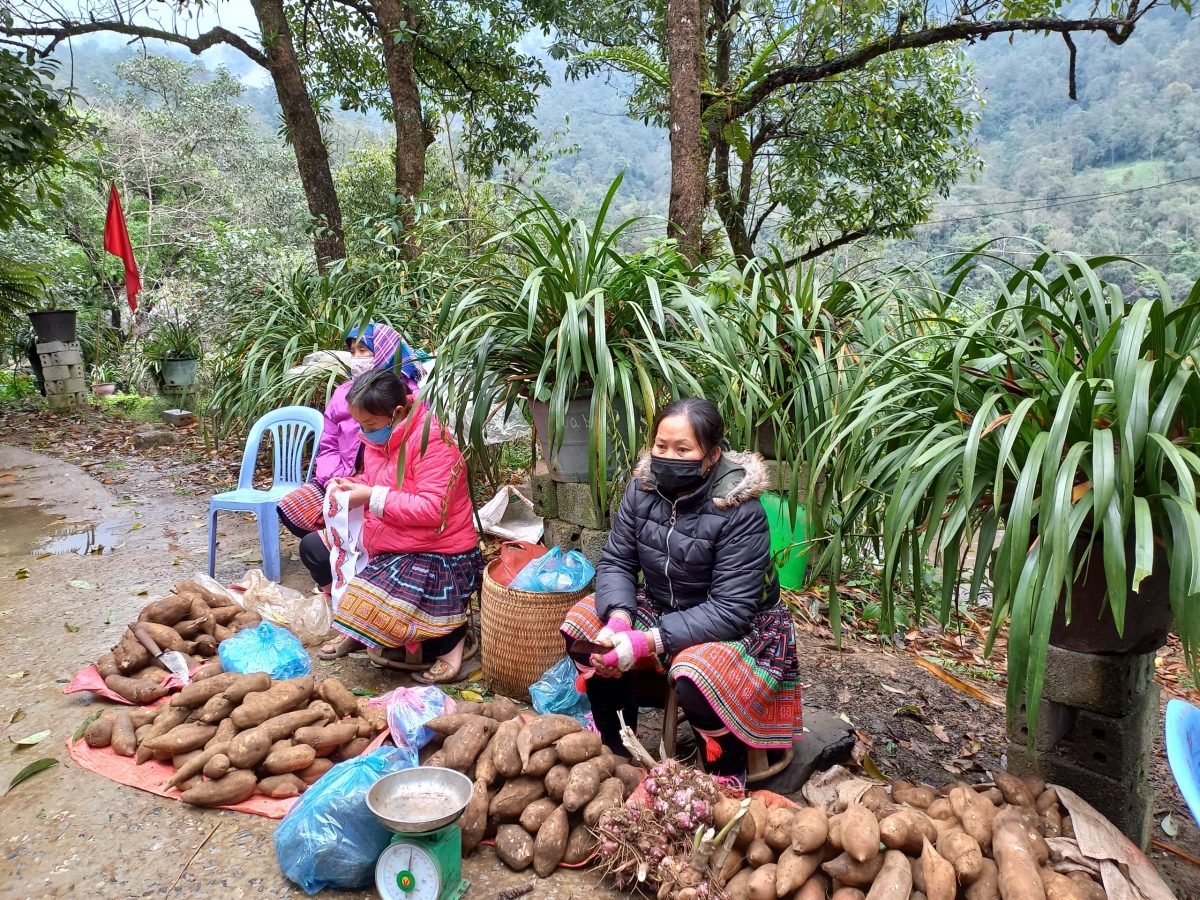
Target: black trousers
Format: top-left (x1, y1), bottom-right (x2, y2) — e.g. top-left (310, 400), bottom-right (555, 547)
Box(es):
top-left (298, 531), bottom-right (466, 657)
top-left (584, 672), bottom-right (748, 778)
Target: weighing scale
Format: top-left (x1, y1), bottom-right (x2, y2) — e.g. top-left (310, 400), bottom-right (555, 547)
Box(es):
top-left (367, 767), bottom-right (474, 900)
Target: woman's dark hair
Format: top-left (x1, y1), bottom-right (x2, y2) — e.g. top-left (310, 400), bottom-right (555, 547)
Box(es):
top-left (347, 369), bottom-right (410, 416)
top-left (651, 398), bottom-right (725, 455)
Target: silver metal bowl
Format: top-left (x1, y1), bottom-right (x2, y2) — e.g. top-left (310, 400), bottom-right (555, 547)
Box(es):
top-left (366, 767), bottom-right (474, 834)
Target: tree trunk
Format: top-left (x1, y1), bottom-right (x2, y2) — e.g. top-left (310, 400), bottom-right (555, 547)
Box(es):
top-left (371, 0), bottom-right (432, 249)
top-left (249, 0), bottom-right (345, 271)
top-left (666, 0), bottom-right (705, 265)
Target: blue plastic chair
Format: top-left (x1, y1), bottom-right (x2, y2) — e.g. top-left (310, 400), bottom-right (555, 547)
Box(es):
top-left (1166, 698), bottom-right (1200, 825)
top-left (208, 406), bottom-right (324, 583)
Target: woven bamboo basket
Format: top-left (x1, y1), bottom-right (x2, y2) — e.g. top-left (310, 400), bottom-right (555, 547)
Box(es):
top-left (479, 559), bottom-right (591, 699)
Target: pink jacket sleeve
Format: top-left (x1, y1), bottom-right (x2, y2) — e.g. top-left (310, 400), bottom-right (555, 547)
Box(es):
top-left (380, 436), bottom-right (465, 529)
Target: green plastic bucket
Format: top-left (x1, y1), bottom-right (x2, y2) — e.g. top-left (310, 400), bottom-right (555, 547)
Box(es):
top-left (759, 492), bottom-right (808, 589)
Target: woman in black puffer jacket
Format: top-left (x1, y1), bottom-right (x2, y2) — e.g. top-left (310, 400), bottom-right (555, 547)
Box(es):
top-left (561, 398), bottom-right (802, 783)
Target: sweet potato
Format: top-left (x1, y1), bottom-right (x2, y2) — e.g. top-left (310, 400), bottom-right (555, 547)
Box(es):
top-left (746, 797), bottom-right (769, 843)
top-left (138, 594), bottom-right (193, 626)
top-left (266, 743), bottom-right (317, 774)
top-left (174, 616), bottom-right (210, 640)
top-left (981, 788), bottom-right (1004, 806)
top-left (841, 805), bottom-right (880, 863)
top-left (297, 758), bottom-right (334, 785)
top-left (862, 785), bottom-right (892, 814)
top-left (776, 849), bottom-right (823, 896)
top-left (259, 774), bottom-right (306, 798)
top-left (994, 772), bottom-right (1037, 808)
top-left (84, 715), bottom-right (115, 748)
top-left (926, 798), bottom-right (953, 821)
top-left (1035, 788), bottom-right (1059, 815)
top-left (426, 713), bottom-right (484, 735)
top-left (614, 762), bottom-right (643, 798)
top-left (879, 810), bottom-right (937, 855)
top-left (180, 769), bottom-right (259, 807)
top-left (826, 813), bottom-right (845, 851)
top-left (726, 868), bottom-right (755, 900)
top-left (96, 653), bottom-right (120, 679)
top-left (131, 666), bottom-right (171, 685)
top-left (1045, 874), bottom-right (1086, 900)
top-left (294, 723), bottom-right (358, 756)
top-left (144, 723), bottom-right (217, 754)
top-left (865, 851), bottom-right (912, 900)
top-left (258, 708), bottom-right (326, 742)
top-left (525, 746), bottom-right (559, 778)
top-left (796, 874), bottom-right (830, 900)
top-left (491, 775), bottom-right (546, 817)
top-left (112, 628), bottom-right (153, 674)
top-left (892, 783), bottom-right (935, 810)
top-left (792, 807), bottom-right (829, 854)
top-left (223, 672), bottom-right (274, 704)
top-left (230, 610), bottom-right (262, 630)
top-left (937, 829), bottom-right (983, 884)
top-left (583, 777), bottom-right (624, 827)
top-left (203, 754), bottom-right (231, 779)
top-left (764, 808), bottom-right (797, 852)
top-left (921, 838), bottom-right (955, 900)
top-left (519, 797), bottom-right (558, 833)
top-left (545, 763), bottom-right (571, 802)
top-left (534, 805), bottom-right (569, 877)
top-left (102, 673), bottom-right (166, 704)
top-left (564, 823), bottom-right (598, 864)
top-left (495, 824), bottom-right (535, 871)
top-left (194, 693), bottom-right (235, 725)
top-left (227, 727), bottom-right (273, 769)
top-left (191, 659), bottom-right (225, 681)
top-left (231, 676), bottom-right (314, 728)
top-left (459, 779), bottom-right (490, 856)
top-left (518, 714), bottom-right (582, 769)
top-left (442, 716), bottom-right (496, 771)
top-left (489, 718), bottom-right (523, 778)
top-left (950, 785), bottom-right (994, 850)
top-left (213, 624), bottom-right (235, 643)
top-left (749, 863), bottom-right (777, 900)
top-left (174, 580), bottom-right (232, 607)
top-left (110, 712), bottom-right (136, 757)
top-left (317, 678), bottom-right (359, 719)
top-left (491, 696), bottom-right (520, 722)
top-left (424, 749), bottom-right (446, 768)
top-left (334, 737), bottom-right (371, 761)
top-left (556, 730), bottom-right (602, 766)
top-left (831, 888), bottom-right (866, 900)
top-left (1023, 777), bottom-right (1046, 799)
top-left (192, 634), bottom-right (219, 658)
top-left (173, 749), bottom-right (203, 771)
top-left (1042, 806), bottom-right (1062, 840)
top-left (992, 826), bottom-right (1046, 900)
top-left (965, 859), bottom-right (1000, 900)
top-left (1066, 875), bottom-right (1105, 900)
top-left (133, 622), bottom-right (192, 653)
top-left (747, 839), bottom-right (775, 868)
top-left (992, 808), bottom-right (1048, 862)
top-left (821, 853), bottom-right (887, 888)
top-left (172, 672), bottom-right (240, 708)
top-left (563, 760), bottom-right (602, 812)
top-left (721, 848), bottom-right (746, 882)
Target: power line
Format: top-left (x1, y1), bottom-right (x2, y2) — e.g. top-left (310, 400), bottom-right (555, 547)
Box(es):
top-left (932, 174), bottom-right (1200, 210)
top-left (891, 238), bottom-right (1199, 259)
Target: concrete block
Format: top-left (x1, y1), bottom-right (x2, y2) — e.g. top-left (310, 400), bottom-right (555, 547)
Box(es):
top-left (1009, 698), bottom-right (1076, 752)
top-left (133, 428), bottom-right (181, 449)
top-left (1041, 645), bottom-right (1156, 716)
top-left (1073, 683), bottom-right (1159, 777)
top-left (557, 481), bottom-right (609, 529)
top-left (47, 392), bottom-right (81, 410)
top-left (41, 363), bottom-right (84, 382)
top-left (580, 528), bottom-right (609, 567)
top-left (532, 461), bottom-right (558, 518)
top-left (45, 376), bottom-right (86, 395)
top-left (35, 340), bottom-right (80, 354)
top-left (38, 349), bottom-right (83, 368)
top-left (543, 517), bottom-right (582, 553)
top-left (161, 409), bottom-right (198, 428)
top-left (1006, 741), bottom-right (1153, 848)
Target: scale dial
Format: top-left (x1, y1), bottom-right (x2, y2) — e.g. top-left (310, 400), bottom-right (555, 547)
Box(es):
top-left (376, 840), bottom-right (443, 900)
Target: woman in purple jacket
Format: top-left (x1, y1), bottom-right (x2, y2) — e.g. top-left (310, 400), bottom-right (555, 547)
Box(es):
top-left (276, 323), bottom-right (426, 537)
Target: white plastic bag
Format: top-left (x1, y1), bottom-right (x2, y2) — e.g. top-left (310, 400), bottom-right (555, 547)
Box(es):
top-left (478, 486), bottom-right (543, 543)
top-left (238, 568), bottom-right (332, 647)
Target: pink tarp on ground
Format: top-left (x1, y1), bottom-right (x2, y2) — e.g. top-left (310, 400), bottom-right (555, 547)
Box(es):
top-left (63, 665), bottom-right (185, 704)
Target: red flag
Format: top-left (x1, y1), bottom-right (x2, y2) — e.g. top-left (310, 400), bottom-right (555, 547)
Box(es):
top-left (103, 182), bottom-right (141, 312)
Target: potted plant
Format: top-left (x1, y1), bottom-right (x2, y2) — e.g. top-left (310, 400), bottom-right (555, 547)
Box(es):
top-left (820, 244), bottom-right (1200, 742)
top-left (429, 175), bottom-right (724, 511)
top-left (147, 317), bottom-right (203, 389)
top-left (90, 363), bottom-right (117, 397)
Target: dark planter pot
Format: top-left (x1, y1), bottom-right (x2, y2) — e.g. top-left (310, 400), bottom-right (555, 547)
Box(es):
top-left (27, 310), bottom-right (77, 345)
top-left (529, 395), bottom-right (629, 484)
top-left (1049, 534), bottom-right (1173, 655)
top-left (161, 358), bottom-right (200, 388)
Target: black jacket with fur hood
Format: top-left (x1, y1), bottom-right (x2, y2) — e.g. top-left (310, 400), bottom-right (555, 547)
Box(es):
top-left (594, 449), bottom-right (780, 655)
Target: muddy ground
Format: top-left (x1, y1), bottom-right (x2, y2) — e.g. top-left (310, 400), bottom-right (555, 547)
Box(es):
top-left (1, 402), bottom-right (1198, 899)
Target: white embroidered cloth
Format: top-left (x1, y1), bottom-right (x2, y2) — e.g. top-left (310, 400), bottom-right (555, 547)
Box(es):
top-left (322, 489), bottom-right (366, 609)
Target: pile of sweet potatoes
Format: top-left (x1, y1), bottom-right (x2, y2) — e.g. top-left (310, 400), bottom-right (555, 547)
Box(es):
top-left (95, 580), bottom-right (263, 703)
top-left (81, 671), bottom-right (388, 807)
top-left (417, 704), bottom-right (645, 877)
top-left (713, 773), bottom-right (1105, 900)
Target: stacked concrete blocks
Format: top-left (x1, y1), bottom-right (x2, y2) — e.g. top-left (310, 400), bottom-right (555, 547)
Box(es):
top-left (37, 341), bottom-right (88, 410)
top-left (1005, 644), bottom-right (1159, 848)
top-left (533, 461), bottom-right (619, 565)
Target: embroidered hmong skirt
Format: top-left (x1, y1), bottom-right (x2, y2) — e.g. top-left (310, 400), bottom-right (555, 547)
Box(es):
top-left (278, 482), bottom-right (326, 534)
top-left (561, 593), bottom-right (802, 748)
top-left (333, 548), bottom-right (484, 649)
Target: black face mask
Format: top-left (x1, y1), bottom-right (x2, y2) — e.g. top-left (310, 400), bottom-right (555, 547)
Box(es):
top-left (651, 455), bottom-right (709, 495)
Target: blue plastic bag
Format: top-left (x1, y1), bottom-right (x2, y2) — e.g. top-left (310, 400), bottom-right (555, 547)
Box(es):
top-left (273, 746), bottom-right (415, 893)
top-left (384, 685), bottom-right (451, 754)
top-left (510, 547), bottom-right (595, 592)
top-left (217, 621), bottom-right (311, 680)
top-left (529, 657), bottom-right (593, 725)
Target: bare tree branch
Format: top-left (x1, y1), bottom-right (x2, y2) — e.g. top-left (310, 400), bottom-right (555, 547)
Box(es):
top-left (3, 20), bottom-right (269, 68)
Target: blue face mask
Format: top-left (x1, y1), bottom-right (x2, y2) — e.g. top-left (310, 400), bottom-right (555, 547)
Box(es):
top-left (361, 422), bottom-right (393, 445)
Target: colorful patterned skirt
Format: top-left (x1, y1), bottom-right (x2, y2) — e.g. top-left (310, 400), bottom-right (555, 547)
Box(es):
top-left (561, 593), bottom-right (802, 748)
top-left (333, 548), bottom-right (484, 649)
top-left (278, 482), bottom-right (326, 534)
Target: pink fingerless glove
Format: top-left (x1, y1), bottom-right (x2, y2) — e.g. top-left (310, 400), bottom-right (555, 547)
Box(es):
top-left (601, 630), bottom-right (653, 672)
top-left (595, 615), bottom-right (634, 645)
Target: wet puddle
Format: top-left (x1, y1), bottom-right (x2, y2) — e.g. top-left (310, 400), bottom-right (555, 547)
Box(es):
top-left (0, 505), bottom-right (130, 557)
